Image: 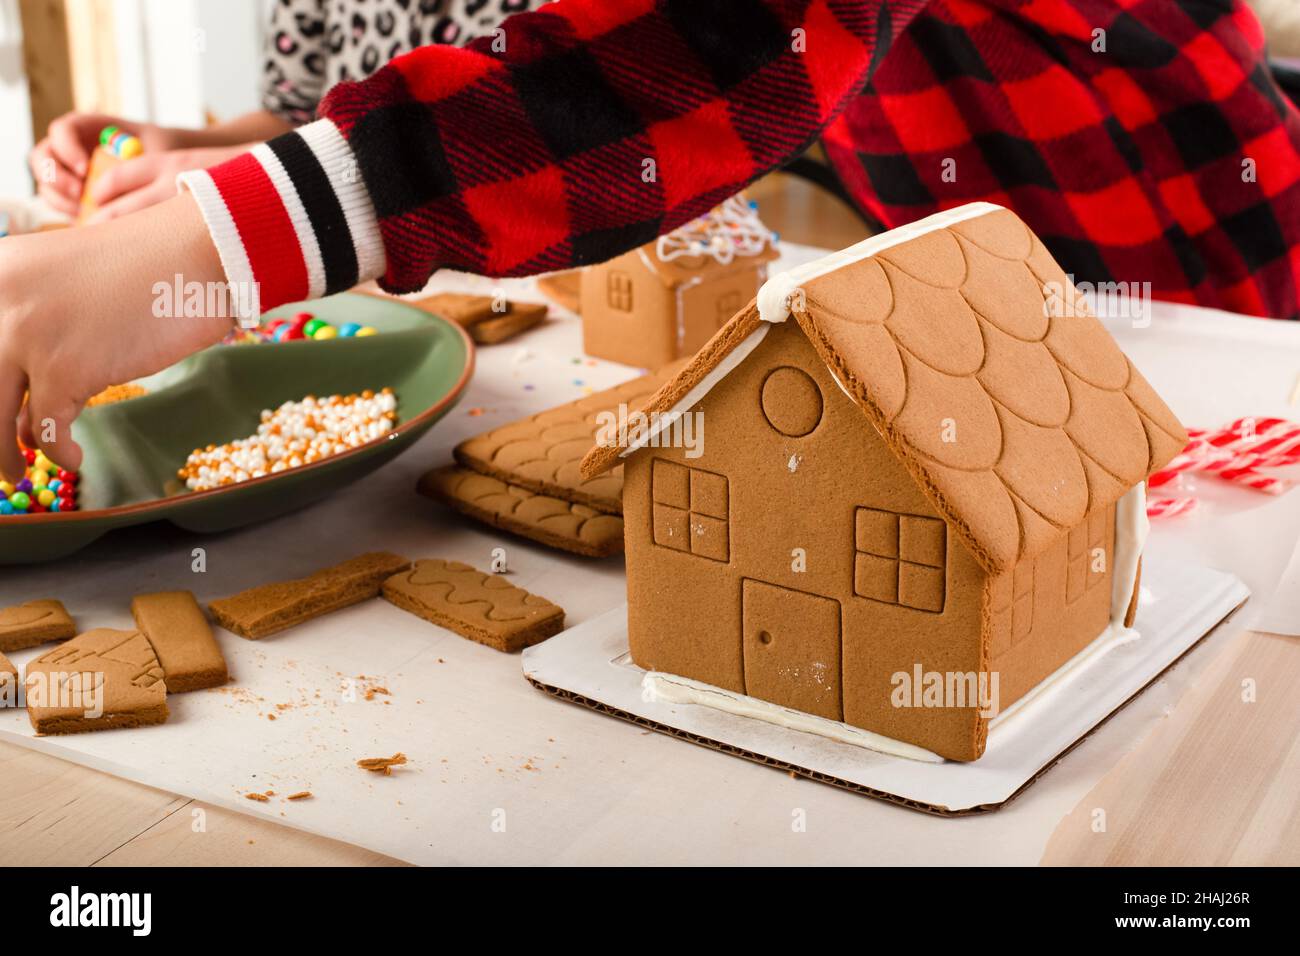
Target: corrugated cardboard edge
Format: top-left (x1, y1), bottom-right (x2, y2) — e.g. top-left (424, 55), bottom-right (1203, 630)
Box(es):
top-left (525, 594), bottom-right (1246, 816)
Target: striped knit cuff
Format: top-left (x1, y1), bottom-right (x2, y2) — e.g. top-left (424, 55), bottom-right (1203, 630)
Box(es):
top-left (176, 119), bottom-right (386, 321)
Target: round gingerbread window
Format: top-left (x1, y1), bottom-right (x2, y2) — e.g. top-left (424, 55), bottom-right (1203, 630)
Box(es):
top-left (760, 366), bottom-right (823, 437)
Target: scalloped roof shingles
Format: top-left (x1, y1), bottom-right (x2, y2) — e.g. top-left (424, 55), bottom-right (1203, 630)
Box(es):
top-left (582, 206), bottom-right (1188, 574)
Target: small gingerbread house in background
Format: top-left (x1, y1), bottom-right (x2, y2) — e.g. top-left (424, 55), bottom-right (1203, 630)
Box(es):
top-left (582, 203), bottom-right (1188, 762)
top-left (579, 196), bottom-right (779, 368)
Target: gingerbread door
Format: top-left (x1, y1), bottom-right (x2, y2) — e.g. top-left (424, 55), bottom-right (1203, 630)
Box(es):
top-left (741, 580), bottom-right (842, 721)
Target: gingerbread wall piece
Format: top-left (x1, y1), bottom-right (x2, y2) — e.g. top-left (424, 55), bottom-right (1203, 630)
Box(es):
top-left (25, 628), bottom-right (168, 735)
top-left (579, 196), bottom-right (779, 368)
top-left (583, 204), bottom-right (1187, 762)
top-left (0, 599), bottom-right (76, 653)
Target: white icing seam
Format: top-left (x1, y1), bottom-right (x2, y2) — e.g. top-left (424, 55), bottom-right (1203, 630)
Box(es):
top-left (642, 671), bottom-right (945, 763)
top-left (1111, 481), bottom-right (1149, 625)
top-left (989, 620), bottom-right (1140, 731)
top-left (756, 202), bottom-right (1005, 324)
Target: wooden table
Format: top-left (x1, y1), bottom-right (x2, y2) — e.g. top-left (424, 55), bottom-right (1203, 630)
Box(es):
top-left (3, 175), bottom-right (1296, 866)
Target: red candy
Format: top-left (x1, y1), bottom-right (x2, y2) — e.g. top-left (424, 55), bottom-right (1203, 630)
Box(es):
top-left (57, 469), bottom-right (75, 483)
top-left (23, 448), bottom-right (35, 465)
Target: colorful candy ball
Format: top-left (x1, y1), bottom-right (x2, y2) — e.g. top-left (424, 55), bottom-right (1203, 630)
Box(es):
top-left (338, 322), bottom-right (361, 337)
top-left (312, 325), bottom-right (339, 340)
top-left (355, 326), bottom-right (379, 337)
top-left (0, 457), bottom-right (79, 517)
top-left (303, 318), bottom-right (327, 336)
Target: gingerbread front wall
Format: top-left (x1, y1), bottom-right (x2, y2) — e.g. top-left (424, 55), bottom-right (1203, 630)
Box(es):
top-left (624, 320), bottom-right (993, 761)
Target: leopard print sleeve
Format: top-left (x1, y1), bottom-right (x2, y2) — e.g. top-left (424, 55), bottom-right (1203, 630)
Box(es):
top-left (261, 0), bottom-right (329, 125)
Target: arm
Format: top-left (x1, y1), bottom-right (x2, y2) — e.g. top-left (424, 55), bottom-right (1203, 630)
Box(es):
top-left (184, 0), bottom-right (927, 306)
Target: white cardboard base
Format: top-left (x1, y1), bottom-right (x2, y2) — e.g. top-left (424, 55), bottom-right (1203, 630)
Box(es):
top-left (522, 554), bottom-right (1249, 813)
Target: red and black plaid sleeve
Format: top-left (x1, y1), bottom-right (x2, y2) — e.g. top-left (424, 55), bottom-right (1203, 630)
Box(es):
top-left (824, 0), bottom-right (1300, 318)
top-left (180, 0), bottom-right (922, 313)
top-left (180, 0), bottom-right (1300, 320)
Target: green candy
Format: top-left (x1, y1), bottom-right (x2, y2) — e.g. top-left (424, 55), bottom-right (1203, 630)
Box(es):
top-left (9, 491), bottom-right (30, 510)
top-left (100, 125), bottom-right (118, 146)
top-left (303, 318), bottom-right (328, 337)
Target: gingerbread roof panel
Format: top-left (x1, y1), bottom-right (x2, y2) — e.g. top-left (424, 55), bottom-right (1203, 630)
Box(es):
top-left (582, 204), bottom-right (1187, 574)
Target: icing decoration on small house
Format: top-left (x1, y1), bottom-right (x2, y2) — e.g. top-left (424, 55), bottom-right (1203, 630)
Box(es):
top-left (579, 195), bottom-right (779, 368)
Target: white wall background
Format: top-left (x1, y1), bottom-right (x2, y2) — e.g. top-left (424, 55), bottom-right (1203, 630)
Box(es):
top-left (0, 0), bottom-right (265, 200)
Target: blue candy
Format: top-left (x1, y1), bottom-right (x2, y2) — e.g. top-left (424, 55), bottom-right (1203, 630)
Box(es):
top-left (273, 325), bottom-right (291, 342)
top-left (338, 322), bottom-right (362, 338)
top-left (50, 499), bottom-right (61, 512)
top-left (48, 479), bottom-right (62, 493)
top-left (0, 501), bottom-right (11, 515)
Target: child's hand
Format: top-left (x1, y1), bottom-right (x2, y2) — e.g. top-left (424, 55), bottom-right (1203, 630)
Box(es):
top-left (86, 145), bottom-right (251, 223)
top-left (27, 114), bottom-right (186, 217)
top-left (0, 194), bottom-right (232, 481)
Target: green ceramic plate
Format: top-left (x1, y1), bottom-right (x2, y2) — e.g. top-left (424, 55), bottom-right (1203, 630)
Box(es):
top-left (0, 293), bottom-right (473, 564)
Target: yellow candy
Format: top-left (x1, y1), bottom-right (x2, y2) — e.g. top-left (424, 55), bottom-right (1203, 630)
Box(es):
top-left (119, 137), bottom-right (143, 159)
top-left (355, 326), bottom-right (378, 337)
top-left (312, 325), bottom-right (339, 340)
top-left (0, 481), bottom-right (12, 496)
top-left (31, 470), bottom-right (48, 489)
top-left (37, 488), bottom-right (55, 507)
top-left (34, 453), bottom-right (53, 473)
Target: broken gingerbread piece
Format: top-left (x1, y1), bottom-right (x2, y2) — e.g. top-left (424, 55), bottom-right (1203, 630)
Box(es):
top-left (24, 628), bottom-right (168, 735)
top-left (0, 599), bottom-right (76, 653)
top-left (0, 650), bottom-right (16, 692)
top-left (131, 590), bottom-right (229, 692)
top-left (208, 551), bottom-right (411, 639)
top-left (417, 465), bottom-right (624, 558)
top-left (357, 753), bottom-right (407, 775)
top-left (381, 559), bottom-right (565, 652)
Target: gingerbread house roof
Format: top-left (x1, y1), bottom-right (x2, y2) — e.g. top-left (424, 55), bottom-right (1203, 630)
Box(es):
top-left (582, 204), bottom-right (1187, 575)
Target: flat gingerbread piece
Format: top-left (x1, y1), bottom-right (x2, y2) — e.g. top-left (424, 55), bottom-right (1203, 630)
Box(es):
top-left (0, 599), bottom-right (76, 653)
top-left (209, 552), bottom-right (411, 640)
top-left (417, 465), bottom-right (623, 558)
top-left (468, 302), bottom-right (547, 345)
top-left (0, 650), bottom-right (16, 696)
top-left (25, 628), bottom-right (168, 735)
top-left (132, 590), bottom-right (229, 692)
top-left (381, 559), bottom-right (565, 652)
top-left (454, 360), bottom-right (686, 514)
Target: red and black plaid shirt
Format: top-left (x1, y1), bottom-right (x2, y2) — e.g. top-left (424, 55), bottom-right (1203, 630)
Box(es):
top-left (184, 0), bottom-right (1300, 320)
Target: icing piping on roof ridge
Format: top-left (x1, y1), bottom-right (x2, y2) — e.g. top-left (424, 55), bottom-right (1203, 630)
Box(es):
top-left (757, 201), bottom-right (1005, 324)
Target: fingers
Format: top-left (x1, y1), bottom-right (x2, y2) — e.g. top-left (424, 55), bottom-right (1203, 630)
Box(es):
top-left (91, 154), bottom-right (162, 205)
top-left (24, 386), bottom-right (83, 473)
top-left (88, 180), bottom-right (174, 223)
top-left (0, 366), bottom-right (27, 482)
top-left (28, 139), bottom-right (82, 215)
top-left (46, 113), bottom-right (95, 178)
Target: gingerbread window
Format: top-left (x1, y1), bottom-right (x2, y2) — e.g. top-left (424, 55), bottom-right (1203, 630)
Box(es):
top-left (652, 460), bottom-right (729, 562)
top-left (1066, 507), bottom-right (1109, 604)
top-left (853, 508), bottom-right (945, 612)
top-left (607, 271), bottom-right (633, 312)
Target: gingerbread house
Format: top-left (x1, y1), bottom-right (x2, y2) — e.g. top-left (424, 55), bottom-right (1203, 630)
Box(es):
top-left (581, 203), bottom-right (1187, 762)
top-left (579, 196), bottom-right (779, 368)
